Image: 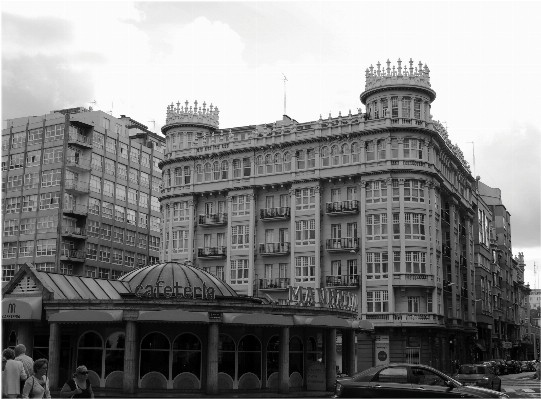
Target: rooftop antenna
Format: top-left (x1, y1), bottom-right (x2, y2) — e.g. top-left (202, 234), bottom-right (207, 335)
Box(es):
top-left (88, 100), bottom-right (97, 111)
top-left (282, 73), bottom-right (288, 116)
top-left (467, 141), bottom-right (476, 176)
top-left (148, 120), bottom-right (156, 132)
top-left (108, 102), bottom-right (113, 116)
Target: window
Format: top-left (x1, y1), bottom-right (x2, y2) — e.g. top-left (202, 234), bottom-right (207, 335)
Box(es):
top-left (106, 137), bottom-right (116, 154)
top-left (89, 175), bottom-right (101, 194)
top-left (129, 168), bottom-right (138, 184)
top-left (243, 158), bottom-right (251, 177)
top-left (113, 227), bottom-right (124, 244)
top-left (6, 197), bottom-right (21, 213)
top-left (112, 249), bottom-right (123, 265)
top-left (41, 169), bottom-right (61, 187)
top-left (149, 236), bottom-right (160, 252)
top-left (86, 220), bottom-right (99, 238)
top-left (366, 214), bottom-right (388, 240)
top-left (172, 230), bottom-right (189, 253)
top-left (18, 241), bottom-right (34, 258)
top-left (406, 252), bottom-right (427, 274)
top-left (366, 252), bottom-right (389, 279)
top-left (117, 164), bottom-right (127, 180)
top-left (351, 142), bottom-right (360, 163)
top-left (3, 242), bottom-right (18, 259)
top-left (119, 142), bottom-right (128, 159)
top-left (45, 124), bottom-right (64, 141)
top-left (414, 99), bottom-right (421, 119)
top-left (139, 172), bottom-right (149, 188)
top-left (230, 259), bottom-right (249, 284)
top-left (296, 150), bottom-right (305, 170)
top-left (4, 219), bottom-right (19, 236)
top-left (43, 147), bottom-right (63, 164)
top-left (212, 161), bottom-right (220, 180)
top-left (106, 159), bottom-right (117, 177)
top-left (126, 209), bottom-right (136, 226)
top-left (130, 147), bottom-right (140, 164)
top-left (393, 213), bottom-right (400, 240)
top-left (231, 225), bottom-right (249, 249)
top-left (116, 184), bottom-right (126, 202)
top-left (27, 128), bottom-right (43, 146)
top-left (93, 132), bottom-right (104, 149)
top-left (88, 198), bottom-right (100, 216)
top-left (19, 218), bottom-right (36, 235)
top-left (151, 196), bottom-right (160, 212)
top-left (101, 224), bottom-right (112, 241)
top-left (321, 147), bottom-right (329, 166)
top-left (21, 172), bottom-right (37, 190)
top-left (366, 181), bottom-right (387, 203)
top-left (22, 195), bottom-right (37, 213)
top-left (7, 174), bottom-right (23, 191)
top-left (295, 220), bottom-right (315, 245)
top-left (113, 205), bottom-right (125, 222)
top-left (138, 213), bottom-right (148, 228)
top-left (10, 132), bottom-right (25, 148)
top-left (391, 138), bottom-right (399, 159)
top-left (404, 213), bottom-right (425, 240)
top-left (141, 153), bottom-right (150, 169)
top-left (367, 291), bottom-right (389, 312)
top-left (330, 145), bottom-right (340, 165)
top-left (86, 243), bottom-right (98, 261)
top-left (404, 138), bottom-right (422, 159)
top-left (295, 188), bottom-right (315, 210)
top-left (404, 180), bottom-right (424, 202)
top-left (153, 156), bottom-right (160, 171)
top-left (9, 153), bottom-right (24, 169)
top-left (402, 97), bottom-right (411, 119)
top-left (60, 264), bottom-right (73, 275)
top-left (366, 141), bottom-right (375, 161)
top-left (36, 239), bottom-right (56, 256)
top-left (39, 192), bottom-right (60, 210)
top-left (341, 144), bottom-right (350, 164)
top-left (204, 163), bottom-right (212, 181)
top-left (377, 139), bottom-right (386, 160)
top-left (232, 159), bottom-right (241, 178)
top-left (103, 180), bottom-right (114, 197)
top-left (2, 264), bottom-right (16, 281)
top-left (173, 202), bottom-right (189, 221)
top-left (86, 266), bottom-right (97, 278)
top-left (150, 216), bottom-right (160, 232)
top-left (137, 254), bottom-right (146, 267)
top-left (232, 195), bottom-right (250, 216)
top-left (124, 251), bottom-right (135, 268)
top-left (37, 215), bottom-right (57, 233)
top-left (138, 233), bottom-right (148, 249)
top-left (184, 166), bottom-right (192, 184)
top-left (295, 256), bottom-right (315, 282)
top-left (139, 192), bottom-right (148, 209)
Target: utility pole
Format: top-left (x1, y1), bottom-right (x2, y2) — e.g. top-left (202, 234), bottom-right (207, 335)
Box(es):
top-left (467, 141), bottom-right (476, 177)
top-left (148, 120), bottom-right (156, 132)
top-left (282, 73), bottom-right (288, 116)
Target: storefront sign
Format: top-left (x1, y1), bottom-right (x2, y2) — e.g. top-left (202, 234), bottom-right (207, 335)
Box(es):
top-left (135, 281), bottom-right (215, 300)
top-left (306, 361), bottom-right (326, 391)
top-left (209, 312), bottom-right (223, 322)
top-left (1, 298), bottom-right (40, 320)
top-left (287, 286), bottom-right (358, 311)
top-left (502, 341), bottom-right (512, 349)
top-left (375, 335), bottom-right (390, 366)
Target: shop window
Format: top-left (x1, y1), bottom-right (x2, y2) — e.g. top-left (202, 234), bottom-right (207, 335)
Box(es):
top-left (7, 330), bottom-right (17, 349)
top-left (105, 332), bottom-right (125, 380)
top-left (289, 336), bottom-right (303, 379)
top-left (77, 332), bottom-right (103, 379)
top-left (238, 335), bottom-right (262, 381)
top-left (266, 336), bottom-right (279, 379)
top-left (306, 335), bottom-right (323, 363)
top-left (172, 333), bottom-right (202, 382)
top-left (218, 334), bottom-right (236, 381)
top-left (140, 332), bottom-right (170, 380)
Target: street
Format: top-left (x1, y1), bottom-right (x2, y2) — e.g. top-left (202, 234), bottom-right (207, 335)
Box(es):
top-left (500, 372), bottom-right (541, 398)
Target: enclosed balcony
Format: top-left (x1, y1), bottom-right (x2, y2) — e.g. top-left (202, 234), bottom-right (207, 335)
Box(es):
top-left (256, 277), bottom-right (290, 290)
top-left (65, 156), bottom-right (91, 172)
top-left (198, 213), bottom-right (227, 227)
top-left (260, 207), bottom-right (290, 221)
top-left (442, 244), bottom-right (451, 258)
top-left (325, 237), bottom-right (359, 252)
top-left (61, 227), bottom-right (87, 239)
top-left (198, 246), bottom-right (227, 259)
top-left (392, 273), bottom-right (436, 288)
top-left (441, 210), bottom-right (450, 224)
top-left (326, 275), bottom-right (359, 288)
top-left (259, 242), bottom-right (290, 256)
top-left (64, 180), bottom-right (89, 194)
top-left (68, 132), bottom-right (93, 148)
top-left (63, 204), bottom-right (88, 216)
top-left (325, 200), bottom-right (359, 215)
top-left (60, 249), bottom-right (86, 262)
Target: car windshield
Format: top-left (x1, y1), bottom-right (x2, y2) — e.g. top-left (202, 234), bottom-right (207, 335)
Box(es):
top-left (458, 366), bottom-right (486, 374)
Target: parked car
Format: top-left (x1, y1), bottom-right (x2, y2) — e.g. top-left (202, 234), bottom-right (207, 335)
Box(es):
top-left (492, 359), bottom-right (508, 375)
top-left (334, 363), bottom-right (509, 398)
top-left (482, 361), bottom-right (499, 375)
top-left (519, 361), bottom-right (531, 372)
top-left (505, 360), bottom-right (520, 373)
top-left (453, 364), bottom-right (502, 392)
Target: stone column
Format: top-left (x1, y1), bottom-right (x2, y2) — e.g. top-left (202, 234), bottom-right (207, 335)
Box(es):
top-left (345, 330), bottom-right (356, 376)
top-left (278, 327), bottom-right (290, 394)
top-left (206, 323), bottom-right (219, 394)
top-left (17, 322), bottom-right (34, 358)
top-left (386, 177), bottom-right (395, 313)
top-left (226, 196), bottom-right (233, 284)
top-left (48, 322), bottom-right (61, 390)
top-left (168, 204), bottom-right (173, 262)
top-left (289, 188), bottom-right (296, 287)
top-left (123, 320), bottom-right (139, 394)
top-left (188, 199), bottom-right (195, 263)
top-left (325, 329), bottom-right (337, 391)
top-left (359, 181), bottom-right (367, 317)
top-left (248, 192), bottom-right (256, 296)
top-left (315, 186), bottom-right (321, 288)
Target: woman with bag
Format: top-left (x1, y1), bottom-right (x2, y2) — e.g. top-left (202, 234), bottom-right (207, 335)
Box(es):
top-left (21, 359), bottom-right (50, 399)
top-left (59, 365), bottom-right (94, 398)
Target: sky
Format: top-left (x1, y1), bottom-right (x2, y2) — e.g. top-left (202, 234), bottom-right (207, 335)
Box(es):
top-left (2, 0), bottom-right (540, 287)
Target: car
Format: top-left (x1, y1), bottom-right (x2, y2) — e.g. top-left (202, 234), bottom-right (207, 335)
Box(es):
top-left (505, 360), bottom-right (520, 374)
top-left (333, 363), bottom-right (509, 398)
top-left (453, 364), bottom-right (502, 392)
top-left (492, 359), bottom-right (508, 375)
top-left (519, 361), bottom-right (530, 372)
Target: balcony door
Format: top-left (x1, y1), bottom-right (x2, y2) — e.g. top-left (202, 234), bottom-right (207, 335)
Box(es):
top-left (205, 202), bottom-right (213, 215)
top-left (266, 196), bottom-right (274, 209)
top-left (204, 234), bottom-right (212, 248)
top-left (279, 228), bottom-right (289, 243)
top-left (331, 188), bottom-right (341, 204)
top-left (346, 187), bottom-right (356, 201)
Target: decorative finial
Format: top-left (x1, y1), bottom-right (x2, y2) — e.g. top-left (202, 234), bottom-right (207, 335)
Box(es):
top-left (386, 59), bottom-right (391, 75)
top-left (409, 58), bottom-right (414, 75)
top-left (339, 111), bottom-right (342, 117)
top-left (376, 61), bottom-right (381, 75)
top-left (397, 58), bottom-right (402, 76)
top-left (365, 68), bottom-right (369, 78)
top-left (185, 100), bottom-right (189, 108)
top-left (369, 64), bottom-right (374, 74)
top-left (194, 100), bottom-right (198, 111)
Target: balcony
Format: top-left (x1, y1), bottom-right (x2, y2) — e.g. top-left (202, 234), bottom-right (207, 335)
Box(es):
top-left (442, 244), bottom-right (451, 258)
top-left (326, 200), bottom-right (359, 215)
top-left (60, 249), bottom-right (86, 262)
top-left (61, 227), bottom-right (87, 239)
top-left (363, 313), bottom-right (444, 326)
top-left (64, 180), bottom-right (89, 194)
top-left (326, 275), bottom-right (359, 288)
top-left (65, 156), bottom-right (91, 172)
top-left (443, 280), bottom-right (453, 292)
top-left (68, 133), bottom-right (93, 148)
top-left (63, 204), bottom-right (88, 216)
top-left (198, 246), bottom-right (227, 259)
top-left (260, 207), bottom-right (290, 221)
top-left (259, 242), bottom-right (290, 256)
top-left (198, 213), bottom-right (227, 227)
top-left (393, 273), bottom-right (436, 288)
top-left (325, 237), bottom-right (359, 252)
top-left (256, 278), bottom-right (290, 290)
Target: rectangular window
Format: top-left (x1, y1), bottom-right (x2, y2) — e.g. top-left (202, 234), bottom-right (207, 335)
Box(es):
top-left (404, 138), bottom-right (422, 159)
top-left (405, 252), bottom-right (427, 274)
top-left (113, 227), bottom-right (124, 244)
top-left (393, 251), bottom-right (401, 273)
top-left (295, 188), bottom-right (315, 210)
top-left (43, 147), bottom-right (63, 164)
top-left (86, 243), bottom-right (98, 260)
top-left (88, 198), bottom-right (100, 216)
top-left (366, 141), bottom-right (375, 161)
top-left (138, 233), bottom-right (148, 249)
top-left (4, 219), bottom-right (19, 236)
top-left (295, 219), bottom-right (316, 245)
top-left (231, 225), bottom-right (250, 249)
top-left (45, 124), bottom-right (65, 141)
top-left (141, 153), bottom-right (150, 168)
top-left (126, 209), bottom-right (136, 226)
top-left (104, 158), bottom-right (115, 176)
top-left (150, 216), bottom-right (160, 232)
top-left (18, 241), bottom-right (34, 258)
top-left (87, 220), bottom-right (100, 237)
top-left (138, 213), bottom-right (148, 228)
top-left (6, 197), bottom-right (22, 213)
top-left (137, 254), bottom-right (146, 268)
top-left (19, 218), bottom-right (36, 235)
top-left (112, 249), bottom-right (123, 265)
top-left (116, 184), bottom-right (126, 202)
top-left (295, 256), bottom-right (315, 282)
top-left (404, 180), bottom-right (425, 202)
top-left (243, 158), bottom-right (251, 177)
top-left (366, 181), bottom-right (387, 203)
top-left (2, 242), bottom-right (17, 259)
top-left (117, 164), bottom-right (127, 180)
top-left (86, 266), bottom-right (97, 278)
top-left (404, 213), bottom-right (425, 240)
top-left (232, 195), bottom-right (250, 216)
top-left (9, 153), bottom-right (24, 170)
top-left (36, 215), bottom-right (57, 233)
top-left (172, 230), bottom-right (189, 253)
top-left (139, 192), bottom-right (148, 209)
top-left (392, 179), bottom-right (400, 201)
top-left (408, 296), bottom-right (421, 313)
top-left (366, 214), bottom-right (388, 240)
top-left (119, 142), bottom-right (128, 159)
top-left (367, 291), bottom-right (389, 312)
top-left (173, 202), bottom-right (189, 221)
top-left (230, 259), bottom-right (249, 284)
top-left (27, 128), bottom-right (43, 146)
top-left (366, 252), bottom-right (389, 279)
top-left (103, 180), bottom-right (114, 197)
top-left (23, 172), bottom-right (39, 190)
top-left (7, 174), bottom-right (23, 190)
top-left (124, 251), bottom-right (135, 268)
top-left (129, 168), bottom-right (138, 184)
top-left (39, 192), bottom-right (60, 210)
top-left (106, 137), bottom-right (116, 154)
top-left (149, 236), bottom-right (161, 252)
top-left (89, 175), bottom-right (101, 194)
top-left (36, 239), bottom-right (56, 256)
top-left (130, 147), bottom-right (140, 164)
top-left (101, 224), bottom-right (112, 241)
top-left (114, 205), bottom-right (125, 222)
top-left (40, 169), bottom-right (61, 187)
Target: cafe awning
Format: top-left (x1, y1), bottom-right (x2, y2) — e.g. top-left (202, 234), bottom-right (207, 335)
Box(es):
top-left (223, 313), bottom-right (293, 326)
top-left (2, 296), bottom-right (42, 320)
top-left (348, 319), bottom-right (375, 331)
top-left (48, 309), bottom-right (123, 323)
top-left (294, 315), bottom-right (350, 328)
top-left (138, 310), bottom-right (209, 323)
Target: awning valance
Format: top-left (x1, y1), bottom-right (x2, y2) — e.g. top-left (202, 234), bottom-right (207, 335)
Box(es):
top-left (348, 319), bottom-right (375, 331)
top-left (294, 315), bottom-right (350, 328)
top-left (2, 297), bottom-right (42, 320)
top-left (48, 310), bottom-right (123, 323)
top-left (223, 313), bottom-right (293, 326)
top-left (138, 310), bottom-right (209, 323)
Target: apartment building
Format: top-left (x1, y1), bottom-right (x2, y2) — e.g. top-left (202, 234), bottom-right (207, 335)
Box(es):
top-left (157, 60), bottom-right (480, 373)
top-left (1, 108), bottom-right (163, 280)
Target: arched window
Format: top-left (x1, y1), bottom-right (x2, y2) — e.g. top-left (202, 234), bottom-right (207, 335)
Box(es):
top-left (306, 335), bottom-right (323, 362)
top-left (256, 155), bottom-right (264, 175)
top-left (238, 335), bottom-right (262, 380)
top-left (274, 153), bottom-right (282, 173)
top-left (78, 331), bottom-right (103, 379)
top-left (184, 166), bottom-right (191, 184)
top-left (8, 330), bottom-right (17, 349)
top-left (174, 168), bottom-right (183, 186)
top-left (331, 145), bottom-right (340, 166)
top-left (265, 154), bottom-right (273, 174)
top-left (321, 146), bottom-right (330, 166)
top-left (213, 161), bottom-right (220, 181)
top-left (341, 144), bottom-right (350, 164)
top-left (283, 152), bottom-right (291, 172)
top-left (172, 333), bottom-right (202, 381)
top-left (221, 160), bottom-right (228, 180)
top-left (196, 164), bottom-right (203, 183)
top-left (366, 141), bottom-right (375, 161)
top-left (218, 334), bottom-right (236, 380)
top-left (104, 332), bottom-right (125, 380)
top-left (351, 143), bottom-right (359, 163)
top-left (289, 336), bottom-right (303, 378)
top-left (266, 335), bottom-right (279, 379)
top-left (204, 163), bottom-right (212, 182)
top-left (377, 139), bottom-right (386, 160)
top-left (140, 332), bottom-right (170, 380)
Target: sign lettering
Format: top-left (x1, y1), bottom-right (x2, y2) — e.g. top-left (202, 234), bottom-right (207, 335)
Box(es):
top-left (135, 281), bottom-right (216, 300)
top-left (287, 286), bottom-right (358, 311)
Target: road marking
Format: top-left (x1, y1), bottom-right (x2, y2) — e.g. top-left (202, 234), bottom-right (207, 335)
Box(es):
top-left (522, 389), bottom-right (535, 392)
top-left (503, 388), bottom-right (515, 392)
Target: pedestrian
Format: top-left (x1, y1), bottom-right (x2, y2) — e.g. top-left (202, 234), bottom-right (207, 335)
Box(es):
top-left (535, 359), bottom-right (540, 380)
top-left (1, 348), bottom-right (27, 398)
top-left (14, 344), bottom-right (34, 393)
top-left (21, 358), bottom-right (50, 399)
top-left (59, 365), bottom-right (94, 398)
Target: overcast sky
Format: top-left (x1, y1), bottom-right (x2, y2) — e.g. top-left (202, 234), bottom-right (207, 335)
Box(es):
top-left (2, 1), bottom-right (540, 287)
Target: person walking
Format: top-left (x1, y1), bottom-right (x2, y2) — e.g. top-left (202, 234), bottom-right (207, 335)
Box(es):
top-left (1, 348), bottom-right (27, 398)
top-left (59, 365), bottom-right (94, 398)
top-left (14, 344), bottom-right (34, 393)
top-left (21, 359), bottom-right (50, 399)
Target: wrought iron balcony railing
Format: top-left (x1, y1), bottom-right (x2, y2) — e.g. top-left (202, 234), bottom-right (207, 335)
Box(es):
top-left (326, 200), bottom-right (359, 214)
top-left (326, 237), bottom-right (359, 251)
top-left (198, 246), bottom-right (227, 258)
top-left (259, 242), bottom-right (291, 255)
top-left (325, 275), bottom-right (359, 287)
top-left (60, 249), bottom-right (86, 260)
top-left (260, 207), bottom-right (291, 220)
top-left (256, 278), bottom-right (290, 289)
top-left (198, 213), bottom-right (227, 226)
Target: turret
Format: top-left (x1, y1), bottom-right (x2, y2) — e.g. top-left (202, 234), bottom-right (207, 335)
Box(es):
top-left (162, 100), bottom-right (219, 133)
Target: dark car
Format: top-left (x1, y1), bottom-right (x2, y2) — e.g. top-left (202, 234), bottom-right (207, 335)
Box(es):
top-left (334, 363), bottom-right (509, 398)
top-left (505, 360), bottom-right (520, 374)
top-left (492, 359), bottom-right (508, 375)
top-left (453, 364), bottom-right (502, 391)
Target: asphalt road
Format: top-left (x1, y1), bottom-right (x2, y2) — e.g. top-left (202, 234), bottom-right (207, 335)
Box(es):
top-left (500, 371), bottom-right (540, 398)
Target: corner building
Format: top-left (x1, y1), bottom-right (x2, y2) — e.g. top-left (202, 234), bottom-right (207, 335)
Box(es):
top-left (159, 60), bottom-right (478, 373)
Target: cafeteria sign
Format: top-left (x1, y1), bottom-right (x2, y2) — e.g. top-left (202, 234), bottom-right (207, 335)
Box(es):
top-left (135, 281), bottom-right (216, 300)
top-left (2, 301), bottom-right (31, 320)
top-left (288, 286), bottom-right (358, 311)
